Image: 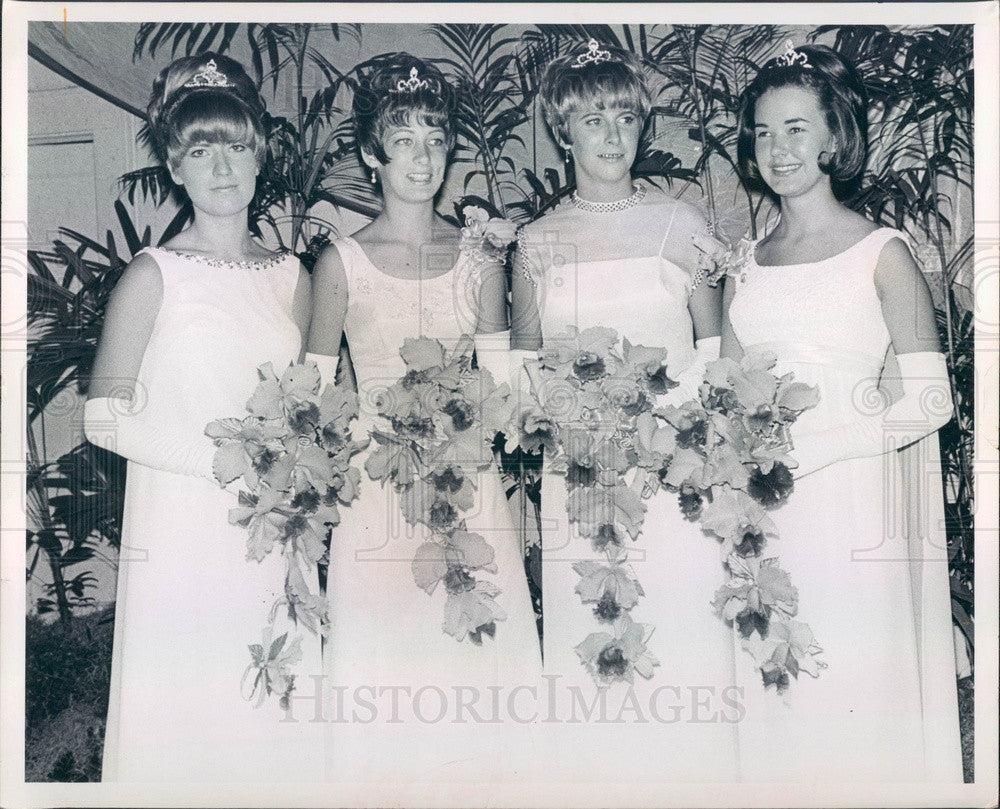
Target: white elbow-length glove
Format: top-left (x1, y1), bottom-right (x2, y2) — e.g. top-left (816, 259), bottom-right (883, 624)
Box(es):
top-left (661, 336), bottom-right (721, 408)
top-left (84, 396), bottom-right (216, 481)
top-left (790, 351), bottom-right (953, 479)
top-left (305, 351), bottom-right (340, 389)
top-left (473, 330), bottom-right (511, 390)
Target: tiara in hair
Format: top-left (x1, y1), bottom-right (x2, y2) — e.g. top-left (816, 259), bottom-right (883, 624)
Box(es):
top-left (395, 67), bottom-right (430, 93)
top-left (774, 40), bottom-right (812, 70)
top-left (571, 38), bottom-right (613, 69)
top-left (183, 59), bottom-right (233, 89)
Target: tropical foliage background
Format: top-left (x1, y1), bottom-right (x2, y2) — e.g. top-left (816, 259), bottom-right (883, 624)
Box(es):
top-left (25, 22), bottom-right (975, 781)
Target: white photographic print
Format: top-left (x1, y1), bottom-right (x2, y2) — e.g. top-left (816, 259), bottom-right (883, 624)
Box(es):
top-left (1, 3), bottom-right (997, 808)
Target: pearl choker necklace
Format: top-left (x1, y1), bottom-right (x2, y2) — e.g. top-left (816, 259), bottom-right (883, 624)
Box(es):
top-left (571, 183), bottom-right (646, 213)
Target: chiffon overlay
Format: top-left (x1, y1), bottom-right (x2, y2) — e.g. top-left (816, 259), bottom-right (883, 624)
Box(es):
top-left (727, 228), bottom-right (962, 782)
top-left (522, 201), bottom-right (741, 783)
top-left (100, 248), bottom-right (323, 782)
top-left (321, 236), bottom-right (543, 785)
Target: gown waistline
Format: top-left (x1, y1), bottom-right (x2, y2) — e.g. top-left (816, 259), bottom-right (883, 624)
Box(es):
top-left (744, 341), bottom-right (885, 374)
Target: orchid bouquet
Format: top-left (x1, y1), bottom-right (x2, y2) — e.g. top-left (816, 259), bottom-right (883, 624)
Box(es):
top-left (647, 351), bottom-right (825, 691)
top-left (514, 326), bottom-right (681, 686)
top-left (206, 361), bottom-right (366, 706)
top-left (365, 335), bottom-right (514, 644)
top-left (513, 326), bottom-right (824, 693)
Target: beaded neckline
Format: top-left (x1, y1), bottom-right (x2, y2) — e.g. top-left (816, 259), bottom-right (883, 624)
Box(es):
top-left (154, 247), bottom-right (291, 270)
top-left (570, 183), bottom-right (646, 213)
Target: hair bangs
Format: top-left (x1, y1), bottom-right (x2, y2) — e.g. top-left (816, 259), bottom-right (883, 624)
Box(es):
top-left (381, 101), bottom-right (452, 138)
top-left (736, 45), bottom-right (868, 193)
top-left (366, 97), bottom-right (454, 164)
top-left (165, 92), bottom-right (265, 167)
top-left (542, 59), bottom-right (651, 144)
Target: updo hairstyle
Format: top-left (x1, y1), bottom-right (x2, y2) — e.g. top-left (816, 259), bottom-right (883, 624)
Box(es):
top-left (147, 52), bottom-right (267, 170)
top-left (352, 54), bottom-right (456, 166)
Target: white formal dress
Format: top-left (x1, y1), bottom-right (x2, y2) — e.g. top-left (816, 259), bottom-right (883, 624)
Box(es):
top-left (101, 247), bottom-right (323, 782)
top-left (522, 200), bottom-right (741, 784)
top-left (321, 236), bottom-right (543, 786)
top-left (727, 227), bottom-right (962, 782)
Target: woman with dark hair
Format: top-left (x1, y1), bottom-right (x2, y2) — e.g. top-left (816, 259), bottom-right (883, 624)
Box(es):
top-left (511, 40), bottom-right (739, 782)
top-left (723, 42), bottom-right (961, 781)
top-left (306, 54), bottom-right (541, 785)
top-left (85, 53), bottom-right (322, 781)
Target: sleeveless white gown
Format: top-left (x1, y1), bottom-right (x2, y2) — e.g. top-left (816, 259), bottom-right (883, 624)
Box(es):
top-left (727, 228), bottom-right (962, 781)
top-left (321, 236), bottom-right (543, 786)
top-left (524, 206), bottom-right (741, 784)
top-left (102, 247), bottom-right (324, 782)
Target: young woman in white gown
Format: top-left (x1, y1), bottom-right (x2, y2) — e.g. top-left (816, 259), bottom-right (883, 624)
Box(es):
top-left (722, 43), bottom-right (962, 782)
top-left (511, 40), bottom-right (740, 784)
top-left (85, 53), bottom-right (322, 781)
top-left (306, 55), bottom-right (542, 787)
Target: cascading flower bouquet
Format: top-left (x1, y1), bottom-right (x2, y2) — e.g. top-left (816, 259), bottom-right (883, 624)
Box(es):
top-left (206, 361), bottom-right (366, 706)
top-left (513, 326), bottom-right (824, 692)
top-left (365, 335), bottom-right (515, 644)
top-left (644, 351), bottom-right (825, 691)
top-left (515, 326), bottom-right (680, 686)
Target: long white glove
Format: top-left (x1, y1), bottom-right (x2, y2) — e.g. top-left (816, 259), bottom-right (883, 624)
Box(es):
top-left (84, 396), bottom-right (216, 481)
top-left (472, 330), bottom-right (511, 389)
top-left (661, 335), bottom-right (721, 407)
top-left (791, 352), bottom-right (953, 478)
top-left (305, 351), bottom-right (340, 388)
top-left (507, 348), bottom-right (540, 408)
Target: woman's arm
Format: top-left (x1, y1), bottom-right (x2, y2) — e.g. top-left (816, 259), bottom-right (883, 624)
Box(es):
top-left (88, 252), bottom-right (162, 400)
top-left (660, 205), bottom-right (722, 405)
top-left (305, 244), bottom-right (349, 386)
top-left (719, 275), bottom-right (744, 361)
top-left (791, 237), bottom-right (952, 477)
top-left (84, 253), bottom-right (216, 479)
top-left (291, 262), bottom-right (313, 362)
top-left (875, 238), bottom-right (942, 354)
top-left (472, 257), bottom-right (512, 387)
top-left (510, 230), bottom-right (543, 352)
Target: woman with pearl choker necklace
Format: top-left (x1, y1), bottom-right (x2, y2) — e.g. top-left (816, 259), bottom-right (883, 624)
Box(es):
top-left (510, 39), bottom-right (738, 783)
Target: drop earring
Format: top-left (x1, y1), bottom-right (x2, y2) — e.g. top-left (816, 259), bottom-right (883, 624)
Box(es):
top-left (564, 146), bottom-right (572, 165)
top-left (370, 168), bottom-right (378, 184)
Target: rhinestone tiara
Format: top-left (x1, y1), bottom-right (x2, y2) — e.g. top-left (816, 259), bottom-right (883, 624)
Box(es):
top-left (572, 38), bottom-right (613, 69)
top-left (394, 67), bottom-right (430, 93)
top-left (183, 59), bottom-right (233, 89)
top-left (774, 40), bottom-right (812, 70)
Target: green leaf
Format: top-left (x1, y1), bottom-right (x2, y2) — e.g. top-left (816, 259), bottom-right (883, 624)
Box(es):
top-left (268, 631), bottom-right (289, 661)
